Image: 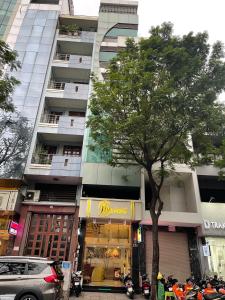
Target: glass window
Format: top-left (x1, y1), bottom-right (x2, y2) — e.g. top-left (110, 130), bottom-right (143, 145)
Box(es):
top-left (106, 28), bottom-right (137, 38)
top-left (28, 263), bottom-right (47, 275)
top-left (206, 237), bottom-right (225, 278)
top-left (0, 262), bottom-right (26, 275)
top-left (99, 51), bottom-right (117, 62)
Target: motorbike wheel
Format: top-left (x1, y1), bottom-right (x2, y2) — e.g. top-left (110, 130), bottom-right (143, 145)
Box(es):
top-left (75, 291), bottom-right (80, 297)
top-left (129, 294), bottom-right (134, 299)
top-left (144, 295), bottom-right (150, 299)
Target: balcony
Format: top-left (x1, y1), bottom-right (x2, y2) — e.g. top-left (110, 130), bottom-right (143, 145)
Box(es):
top-left (46, 81), bottom-right (89, 101)
top-left (53, 53), bottom-right (92, 70)
top-left (57, 30), bottom-right (95, 44)
top-left (38, 114), bottom-right (85, 137)
top-left (26, 153), bottom-right (82, 180)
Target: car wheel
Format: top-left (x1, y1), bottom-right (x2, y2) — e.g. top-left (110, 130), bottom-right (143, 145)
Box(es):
top-left (20, 294), bottom-right (37, 300)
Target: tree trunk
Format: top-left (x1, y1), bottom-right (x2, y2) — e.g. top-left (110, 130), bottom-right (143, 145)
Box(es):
top-left (150, 211), bottom-right (160, 300)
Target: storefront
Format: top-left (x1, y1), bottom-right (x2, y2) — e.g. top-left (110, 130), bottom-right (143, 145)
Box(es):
top-left (141, 211), bottom-right (202, 282)
top-left (78, 198), bottom-right (142, 288)
top-left (200, 203), bottom-right (225, 278)
top-left (0, 179), bottom-right (23, 256)
top-left (144, 228), bottom-right (192, 282)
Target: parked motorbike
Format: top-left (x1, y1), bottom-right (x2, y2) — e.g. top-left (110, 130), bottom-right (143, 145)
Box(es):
top-left (71, 271), bottom-right (83, 297)
top-left (125, 279), bottom-right (135, 299)
top-left (185, 285), bottom-right (225, 300)
top-left (142, 274), bottom-right (151, 299)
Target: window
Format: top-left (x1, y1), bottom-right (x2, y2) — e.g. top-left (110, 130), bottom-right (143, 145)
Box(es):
top-left (0, 262), bottom-right (26, 275)
top-left (63, 146), bottom-right (81, 156)
top-left (28, 263), bottom-right (47, 275)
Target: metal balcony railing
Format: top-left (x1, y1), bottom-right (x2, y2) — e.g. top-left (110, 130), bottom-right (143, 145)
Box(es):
top-left (54, 53), bottom-right (70, 61)
top-left (32, 153), bottom-right (82, 165)
top-left (41, 114), bottom-right (61, 124)
top-left (58, 30), bottom-right (81, 37)
top-left (48, 81), bottom-right (65, 90)
top-left (32, 153), bottom-right (54, 165)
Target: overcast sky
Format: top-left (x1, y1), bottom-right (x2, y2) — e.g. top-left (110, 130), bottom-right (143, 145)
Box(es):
top-left (73, 0), bottom-right (225, 45)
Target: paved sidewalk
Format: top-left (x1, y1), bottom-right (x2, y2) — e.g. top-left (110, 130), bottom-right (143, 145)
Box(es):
top-left (70, 292), bottom-right (144, 299)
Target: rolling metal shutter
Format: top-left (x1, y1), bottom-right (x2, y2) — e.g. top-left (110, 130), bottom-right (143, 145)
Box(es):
top-left (145, 231), bottom-right (191, 282)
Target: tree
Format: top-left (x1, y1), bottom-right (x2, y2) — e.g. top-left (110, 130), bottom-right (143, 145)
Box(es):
top-left (0, 40), bottom-right (20, 112)
top-left (0, 112), bottom-right (32, 178)
top-left (87, 23), bottom-right (225, 300)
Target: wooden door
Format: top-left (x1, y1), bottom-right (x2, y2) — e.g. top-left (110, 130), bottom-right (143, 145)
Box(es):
top-left (24, 213), bottom-right (74, 261)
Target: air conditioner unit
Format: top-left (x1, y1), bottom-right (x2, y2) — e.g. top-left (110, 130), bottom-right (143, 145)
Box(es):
top-left (24, 190), bottom-right (40, 202)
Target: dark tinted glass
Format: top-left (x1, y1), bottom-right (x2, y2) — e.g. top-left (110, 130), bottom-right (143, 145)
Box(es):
top-left (0, 262), bottom-right (26, 275)
top-left (28, 263), bottom-right (47, 275)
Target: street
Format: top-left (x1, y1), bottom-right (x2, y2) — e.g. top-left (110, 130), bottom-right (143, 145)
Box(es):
top-left (70, 292), bottom-right (144, 300)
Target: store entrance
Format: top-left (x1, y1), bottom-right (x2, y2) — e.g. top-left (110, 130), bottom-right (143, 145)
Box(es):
top-left (82, 221), bottom-right (131, 287)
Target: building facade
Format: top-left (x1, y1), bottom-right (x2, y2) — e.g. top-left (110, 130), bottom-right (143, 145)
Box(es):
top-left (1, 0), bottom-right (96, 262)
top-left (197, 166), bottom-right (225, 279)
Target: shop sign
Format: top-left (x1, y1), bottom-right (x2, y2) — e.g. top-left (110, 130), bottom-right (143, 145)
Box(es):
top-left (62, 261), bottom-right (71, 269)
top-left (98, 200), bottom-right (128, 217)
top-left (82, 198), bottom-right (141, 220)
top-left (203, 219), bottom-right (225, 230)
top-left (202, 244), bottom-right (211, 257)
top-left (8, 221), bottom-right (18, 236)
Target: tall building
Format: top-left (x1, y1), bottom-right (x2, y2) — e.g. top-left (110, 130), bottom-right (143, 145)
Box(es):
top-left (7, 0), bottom-right (97, 265)
top-left (78, 0), bottom-right (142, 291)
top-left (0, 0), bottom-right (96, 261)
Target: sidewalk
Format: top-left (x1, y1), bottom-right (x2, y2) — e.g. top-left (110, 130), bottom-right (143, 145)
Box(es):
top-left (70, 292), bottom-right (144, 299)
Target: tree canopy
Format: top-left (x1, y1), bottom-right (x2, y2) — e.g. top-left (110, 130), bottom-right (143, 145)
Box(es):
top-left (0, 112), bottom-right (31, 178)
top-left (87, 22), bottom-right (225, 299)
top-left (0, 40), bottom-right (20, 112)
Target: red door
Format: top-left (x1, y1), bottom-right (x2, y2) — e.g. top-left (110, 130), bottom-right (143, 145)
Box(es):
top-left (24, 214), bottom-right (74, 261)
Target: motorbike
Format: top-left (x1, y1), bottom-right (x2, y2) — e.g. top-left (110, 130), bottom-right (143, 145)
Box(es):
top-left (185, 285), bottom-right (225, 300)
top-left (142, 274), bottom-right (151, 299)
top-left (71, 271), bottom-right (83, 297)
top-left (125, 279), bottom-right (135, 299)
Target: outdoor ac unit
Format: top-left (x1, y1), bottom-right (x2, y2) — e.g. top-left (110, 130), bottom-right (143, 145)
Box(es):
top-left (25, 190), bottom-right (40, 202)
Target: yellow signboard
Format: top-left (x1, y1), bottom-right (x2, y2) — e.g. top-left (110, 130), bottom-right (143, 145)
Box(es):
top-left (98, 200), bottom-right (128, 217)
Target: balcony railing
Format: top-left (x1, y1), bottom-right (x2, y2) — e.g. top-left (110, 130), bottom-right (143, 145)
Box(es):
top-left (58, 30), bottom-right (82, 37)
top-left (32, 153), bottom-right (81, 165)
top-left (32, 153), bottom-right (54, 164)
top-left (48, 81), bottom-right (65, 90)
top-left (54, 53), bottom-right (70, 61)
top-left (41, 114), bottom-right (61, 124)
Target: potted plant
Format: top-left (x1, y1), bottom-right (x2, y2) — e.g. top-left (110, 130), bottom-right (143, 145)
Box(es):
top-left (59, 24), bottom-right (81, 36)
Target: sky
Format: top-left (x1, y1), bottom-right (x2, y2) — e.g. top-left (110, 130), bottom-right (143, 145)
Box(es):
top-left (73, 0), bottom-right (225, 45)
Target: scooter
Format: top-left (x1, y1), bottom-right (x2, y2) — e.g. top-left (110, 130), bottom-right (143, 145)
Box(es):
top-left (125, 279), bottom-right (135, 299)
top-left (71, 271), bottom-right (83, 297)
top-left (185, 285), bottom-right (225, 300)
top-left (142, 274), bottom-right (151, 299)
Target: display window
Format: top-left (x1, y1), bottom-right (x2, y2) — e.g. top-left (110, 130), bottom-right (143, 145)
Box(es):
top-left (206, 237), bottom-right (225, 278)
top-left (82, 221), bottom-right (131, 286)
